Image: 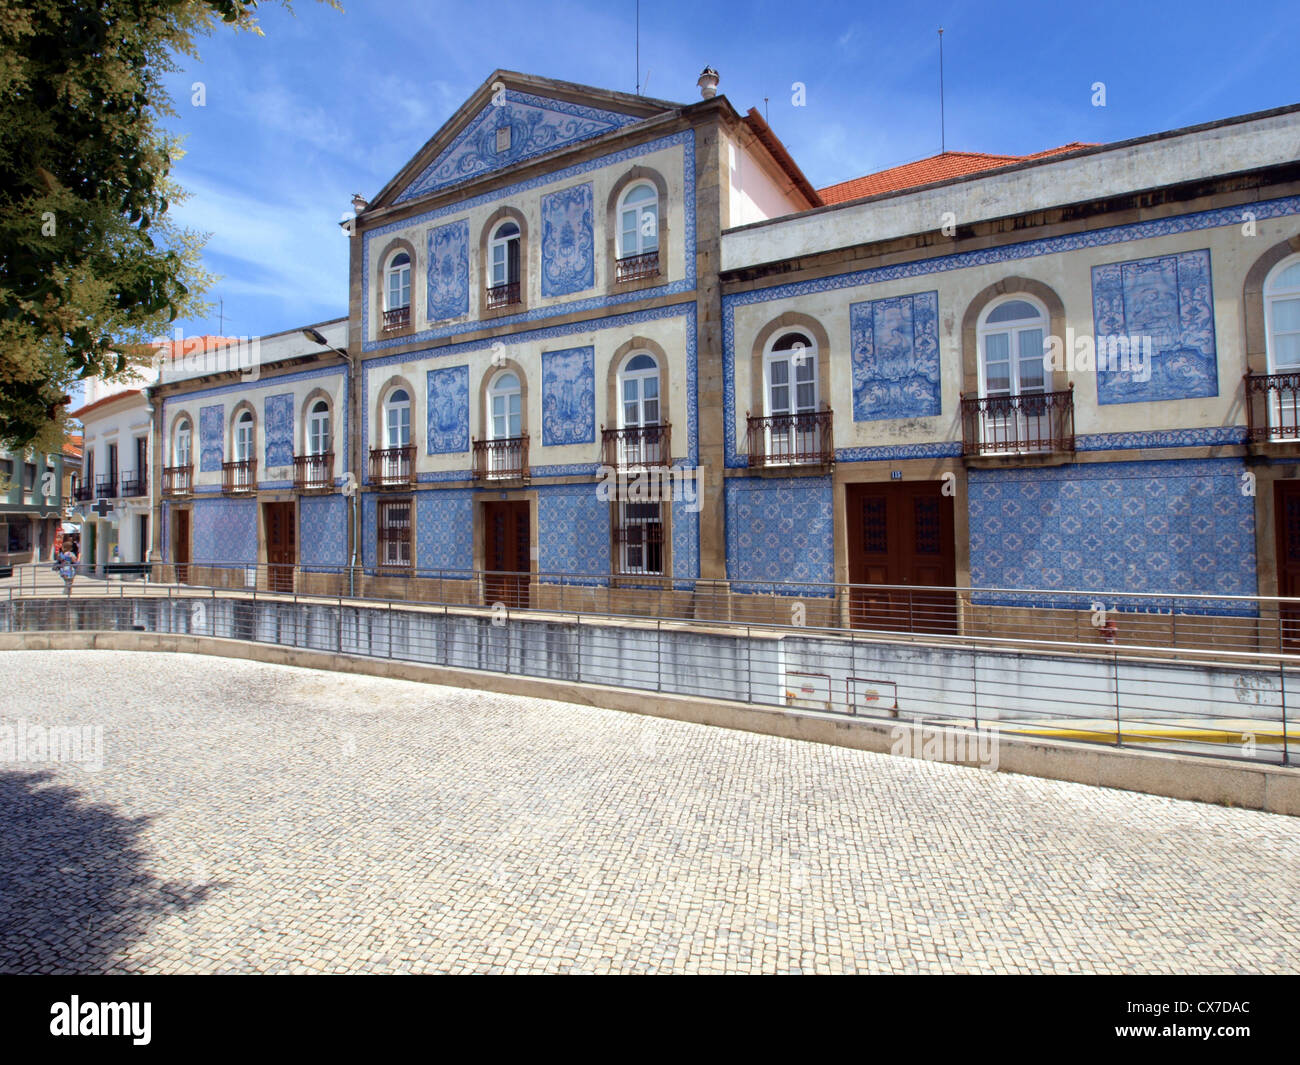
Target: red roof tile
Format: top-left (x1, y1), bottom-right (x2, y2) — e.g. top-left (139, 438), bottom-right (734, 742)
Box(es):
top-left (818, 143), bottom-right (1094, 204)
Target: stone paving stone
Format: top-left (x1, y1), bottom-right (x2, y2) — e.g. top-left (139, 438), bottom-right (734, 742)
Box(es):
top-left (0, 649), bottom-right (1296, 974)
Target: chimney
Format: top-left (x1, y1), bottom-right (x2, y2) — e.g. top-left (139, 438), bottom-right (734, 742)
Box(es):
top-left (697, 66), bottom-right (719, 100)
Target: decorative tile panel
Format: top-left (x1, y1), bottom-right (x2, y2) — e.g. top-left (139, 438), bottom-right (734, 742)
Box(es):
top-left (191, 497), bottom-right (257, 565)
top-left (849, 290), bottom-right (941, 420)
top-left (199, 404), bottom-right (224, 473)
top-left (396, 91), bottom-right (639, 203)
top-left (427, 219), bottom-right (470, 321)
top-left (671, 496), bottom-right (700, 588)
top-left (415, 489), bottom-right (474, 575)
top-left (426, 365), bottom-right (470, 454)
top-left (538, 484), bottom-right (609, 582)
top-left (1090, 249), bottom-right (1218, 404)
top-left (725, 476), bottom-right (834, 593)
top-left (361, 494), bottom-right (376, 571)
top-left (264, 393), bottom-right (294, 469)
top-left (540, 183), bottom-right (595, 298)
top-left (968, 458), bottom-right (1256, 612)
top-left (541, 345), bottom-right (595, 446)
top-left (299, 494), bottom-right (347, 571)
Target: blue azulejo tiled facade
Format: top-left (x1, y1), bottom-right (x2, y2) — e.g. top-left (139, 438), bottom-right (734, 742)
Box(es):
top-left (968, 458), bottom-right (1257, 608)
top-left (416, 489), bottom-right (475, 574)
top-left (850, 290), bottom-right (941, 421)
top-left (299, 494), bottom-right (348, 571)
top-left (191, 497), bottom-right (259, 566)
top-left (724, 477), bottom-right (834, 594)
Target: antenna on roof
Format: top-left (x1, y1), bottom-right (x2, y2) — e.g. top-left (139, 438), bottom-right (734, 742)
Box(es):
top-left (938, 27), bottom-right (946, 154)
top-left (635, 0), bottom-right (640, 95)
top-left (764, 96), bottom-right (769, 123)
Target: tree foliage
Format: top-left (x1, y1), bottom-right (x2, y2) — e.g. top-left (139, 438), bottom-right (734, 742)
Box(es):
top-left (0, 1), bottom-right (291, 451)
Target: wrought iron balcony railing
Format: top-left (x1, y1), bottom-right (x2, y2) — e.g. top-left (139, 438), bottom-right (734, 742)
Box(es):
top-left (162, 465), bottom-right (192, 496)
top-left (94, 475), bottom-right (118, 499)
top-left (960, 387), bottom-right (1075, 456)
top-left (472, 435), bottom-right (529, 482)
top-left (119, 470), bottom-right (147, 497)
top-left (222, 459), bottom-right (256, 494)
top-left (293, 453), bottom-right (334, 492)
top-left (1245, 371), bottom-right (1300, 443)
top-left (616, 250), bottom-right (660, 283)
top-left (486, 280), bottom-right (521, 309)
top-left (369, 445), bottom-right (415, 488)
top-left (73, 484), bottom-right (94, 503)
top-left (382, 306), bottom-right (410, 334)
top-left (601, 424), bottom-right (671, 471)
top-left (745, 410), bottom-right (833, 468)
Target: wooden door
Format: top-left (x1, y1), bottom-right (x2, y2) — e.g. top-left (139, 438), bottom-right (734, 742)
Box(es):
top-left (1275, 481), bottom-right (1300, 651)
top-left (173, 509), bottom-right (190, 584)
top-left (483, 500), bottom-right (530, 608)
top-left (846, 482), bottom-right (957, 634)
top-left (264, 502), bottom-right (296, 594)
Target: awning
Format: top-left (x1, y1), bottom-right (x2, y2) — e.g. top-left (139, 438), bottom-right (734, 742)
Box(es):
top-left (60, 522), bottom-right (79, 534)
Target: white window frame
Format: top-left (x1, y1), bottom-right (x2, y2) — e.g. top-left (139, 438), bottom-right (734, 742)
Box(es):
top-left (383, 388), bottom-right (411, 449)
top-left (617, 182), bottom-right (659, 259)
top-left (233, 411), bottom-right (254, 463)
top-left (487, 370), bottom-right (522, 441)
top-left (488, 221), bottom-right (520, 290)
top-left (385, 251), bottom-right (411, 311)
top-left (616, 351), bottom-right (663, 467)
top-left (617, 500), bottom-right (664, 577)
top-left (307, 400), bottom-right (331, 457)
top-left (976, 296), bottom-right (1049, 398)
top-left (174, 419), bottom-right (192, 467)
top-left (762, 331), bottom-right (819, 465)
top-left (1265, 253), bottom-right (1300, 374)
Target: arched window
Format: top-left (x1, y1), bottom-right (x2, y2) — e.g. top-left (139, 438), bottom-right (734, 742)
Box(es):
top-left (978, 298), bottom-right (1047, 397)
top-left (760, 331), bottom-right (819, 465)
top-left (234, 410), bottom-right (254, 462)
top-left (174, 418), bottom-right (192, 466)
top-left (616, 351), bottom-right (663, 466)
top-left (307, 400), bottom-right (331, 456)
top-left (384, 388), bottom-right (411, 448)
top-left (385, 251), bottom-right (411, 311)
top-left (1265, 254), bottom-right (1300, 371)
top-left (618, 183), bottom-right (659, 259)
top-left (488, 221), bottom-right (521, 299)
top-left (487, 371), bottom-right (522, 440)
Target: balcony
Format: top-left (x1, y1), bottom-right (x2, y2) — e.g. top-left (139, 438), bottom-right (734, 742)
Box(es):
top-left (382, 306), bottom-right (410, 334)
top-left (486, 280), bottom-right (521, 310)
top-left (1245, 371), bottom-right (1300, 444)
top-left (960, 388), bottom-right (1075, 457)
top-left (222, 459), bottom-right (256, 494)
top-left (293, 452), bottom-right (334, 492)
top-left (615, 250), bottom-right (660, 283)
top-left (601, 424), bottom-right (671, 471)
top-left (162, 465), bottom-right (192, 497)
top-left (369, 445), bottom-right (415, 488)
top-left (745, 410), bottom-right (833, 469)
top-left (73, 484), bottom-right (94, 503)
top-left (94, 475), bottom-right (117, 499)
top-left (472, 435), bottom-right (529, 482)
top-left (120, 470), bottom-right (147, 497)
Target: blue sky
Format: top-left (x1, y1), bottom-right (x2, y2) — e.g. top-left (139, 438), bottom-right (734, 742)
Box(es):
top-left (159, 0), bottom-right (1300, 341)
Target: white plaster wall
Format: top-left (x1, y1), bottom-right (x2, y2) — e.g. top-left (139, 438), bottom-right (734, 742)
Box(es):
top-left (364, 314), bottom-right (691, 475)
top-left (728, 212), bottom-right (1300, 450)
top-left (724, 131), bottom-right (807, 228)
top-left (79, 392), bottom-right (153, 565)
top-left (365, 143), bottom-right (688, 342)
top-left (157, 319), bottom-right (347, 386)
top-left (722, 107), bottom-right (1300, 270)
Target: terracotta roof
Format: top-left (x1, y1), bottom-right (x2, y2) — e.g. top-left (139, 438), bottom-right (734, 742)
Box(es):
top-left (151, 335), bottom-right (241, 362)
top-left (818, 143), bottom-right (1094, 204)
top-left (69, 389), bottom-right (143, 421)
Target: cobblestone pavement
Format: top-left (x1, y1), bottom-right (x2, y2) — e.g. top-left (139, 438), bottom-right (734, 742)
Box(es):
top-left (1, 650), bottom-right (1296, 974)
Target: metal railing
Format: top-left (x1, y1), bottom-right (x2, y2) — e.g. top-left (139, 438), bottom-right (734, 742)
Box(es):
top-left (2, 563), bottom-right (1294, 768)
top-left (293, 453), bottom-right (334, 492)
top-left (163, 464), bottom-right (193, 496)
top-left (486, 280), bottom-right (521, 309)
top-left (119, 470), bottom-right (147, 497)
top-left (222, 459), bottom-right (256, 494)
top-left (369, 445), bottom-right (415, 488)
top-left (601, 423), bottom-right (671, 470)
top-left (1245, 371), bottom-right (1300, 443)
top-left (472, 435), bottom-right (529, 481)
top-left (745, 409), bottom-right (833, 468)
top-left (94, 475), bottom-right (117, 499)
top-left (960, 387), bottom-right (1075, 456)
top-left (615, 250), bottom-right (659, 283)
top-left (382, 306), bottom-right (410, 333)
top-left (72, 484), bottom-right (93, 503)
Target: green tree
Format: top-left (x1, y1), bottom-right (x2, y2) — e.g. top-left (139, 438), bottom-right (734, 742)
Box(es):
top-left (0, 1), bottom-right (313, 451)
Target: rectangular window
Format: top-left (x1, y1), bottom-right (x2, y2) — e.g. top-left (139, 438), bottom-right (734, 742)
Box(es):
top-left (377, 498), bottom-right (412, 570)
top-left (613, 501), bottom-right (664, 576)
top-left (22, 463), bottom-right (36, 492)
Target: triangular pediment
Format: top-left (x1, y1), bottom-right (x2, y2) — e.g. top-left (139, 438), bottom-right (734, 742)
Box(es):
top-left (382, 73), bottom-right (675, 206)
